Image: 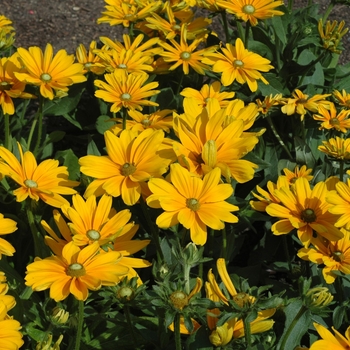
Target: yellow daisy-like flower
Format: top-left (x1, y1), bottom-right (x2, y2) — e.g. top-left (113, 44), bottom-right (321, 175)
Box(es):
top-left (255, 93), bottom-right (283, 115)
top-left (0, 15), bottom-right (14, 33)
top-left (110, 109), bottom-right (173, 135)
top-left (313, 102), bottom-right (350, 133)
top-left (333, 89), bottom-right (350, 109)
top-left (61, 194), bottom-right (133, 247)
top-left (0, 300), bottom-right (24, 350)
top-left (318, 137), bottom-right (350, 160)
top-left (217, 0), bottom-right (284, 26)
top-left (75, 41), bottom-right (105, 75)
top-left (25, 241), bottom-right (128, 301)
top-left (281, 165), bottom-right (314, 185)
top-left (14, 43), bottom-right (86, 100)
top-left (266, 177), bottom-right (343, 248)
top-left (309, 322), bottom-right (350, 349)
top-left (181, 81), bottom-right (235, 109)
top-left (0, 55), bottom-right (35, 115)
top-left (281, 89), bottom-right (331, 121)
top-left (206, 258), bottom-right (275, 346)
top-left (0, 143), bottom-right (79, 208)
top-left (79, 129), bottom-right (169, 206)
top-left (298, 228), bottom-right (350, 284)
top-left (158, 24), bottom-right (218, 75)
top-left (202, 38), bottom-right (273, 92)
top-left (147, 164), bottom-right (239, 245)
top-left (94, 70), bottom-right (160, 113)
top-left (0, 213), bottom-right (17, 259)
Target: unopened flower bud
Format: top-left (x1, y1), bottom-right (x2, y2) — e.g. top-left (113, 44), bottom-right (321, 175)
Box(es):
top-left (232, 292), bottom-right (250, 308)
top-left (51, 307), bottom-right (69, 325)
top-left (305, 287), bottom-right (333, 308)
top-left (117, 286), bottom-right (135, 302)
top-left (170, 291), bottom-right (189, 310)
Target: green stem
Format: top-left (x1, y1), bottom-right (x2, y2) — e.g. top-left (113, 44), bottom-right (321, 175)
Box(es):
top-left (174, 313), bottom-right (182, 350)
top-left (124, 304), bottom-right (138, 347)
top-left (220, 11), bottom-right (230, 43)
top-left (27, 96), bottom-right (43, 153)
top-left (183, 264), bottom-right (191, 295)
top-left (339, 159), bottom-right (344, 182)
top-left (300, 117), bottom-right (306, 142)
top-left (208, 228), bottom-right (215, 258)
top-left (279, 305), bottom-right (307, 350)
top-left (244, 21), bottom-right (250, 49)
top-left (176, 71), bottom-right (184, 96)
top-left (236, 21), bottom-right (245, 43)
top-left (274, 28), bottom-right (282, 73)
top-left (74, 300), bottom-right (84, 350)
top-left (266, 114), bottom-right (294, 161)
top-left (26, 200), bottom-right (41, 258)
top-left (139, 196), bottom-right (164, 262)
top-left (323, 3), bottom-right (335, 23)
top-left (288, 0), bottom-right (294, 12)
top-left (4, 113), bottom-right (11, 150)
top-left (282, 235), bottom-right (293, 273)
top-left (243, 314), bottom-right (252, 348)
top-left (298, 52), bottom-right (326, 87)
top-left (221, 226), bottom-right (227, 263)
top-left (33, 99), bottom-right (44, 156)
top-left (121, 108), bottom-right (127, 130)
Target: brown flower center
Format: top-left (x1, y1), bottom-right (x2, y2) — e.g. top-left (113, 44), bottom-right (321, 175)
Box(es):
top-left (67, 263), bottom-right (86, 278)
top-left (41, 73), bottom-right (52, 83)
top-left (121, 162), bottom-right (136, 176)
top-left (242, 5), bottom-right (255, 14)
top-left (330, 118), bottom-right (340, 126)
top-left (333, 251), bottom-right (345, 262)
top-left (24, 179), bottom-right (38, 188)
top-left (233, 59), bottom-right (244, 67)
top-left (301, 208), bottom-right (316, 223)
top-left (180, 51), bottom-right (191, 60)
top-left (186, 198), bottom-right (200, 211)
top-left (86, 229), bottom-right (101, 241)
top-left (0, 81), bottom-right (11, 91)
top-left (297, 98), bottom-right (307, 104)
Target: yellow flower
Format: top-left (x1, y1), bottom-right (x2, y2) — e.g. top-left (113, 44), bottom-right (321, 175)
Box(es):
top-left (0, 54), bottom-right (35, 115)
top-left (109, 109), bottom-right (174, 135)
top-left (15, 43), bottom-right (86, 100)
top-left (202, 38), bottom-right (273, 92)
top-left (75, 41), bottom-right (105, 75)
top-left (266, 177), bottom-right (343, 247)
top-left (61, 194), bottom-right (133, 247)
top-left (318, 19), bottom-right (348, 54)
top-left (0, 143), bottom-right (79, 208)
top-left (94, 70), bottom-right (160, 113)
top-left (310, 322), bottom-right (350, 349)
top-left (0, 213), bottom-right (17, 258)
top-left (147, 164), bottom-right (238, 245)
top-left (217, 0), bottom-right (284, 26)
top-left (281, 89), bottom-right (331, 121)
top-left (255, 93), bottom-right (283, 115)
top-left (158, 24), bottom-right (218, 75)
top-left (0, 300), bottom-right (24, 350)
top-left (318, 137), bottom-right (350, 160)
top-left (97, 0), bottom-right (162, 27)
top-left (333, 89), bottom-right (350, 109)
top-left (0, 15), bottom-right (14, 33)
top-left (79, 129), bottom-right (169, 206)
top-left (282, 165), bottom-right (314, 185)
top-left (206, 258), bottom-right (275, 346)
top-left (181, 81), bottom-right (235, 109)
top-left (298, 228), bottom-right (350, 284)
top-left (313, 102), bottom-right (350, 133)
top-left (25, 241), bottom-right (128, 301)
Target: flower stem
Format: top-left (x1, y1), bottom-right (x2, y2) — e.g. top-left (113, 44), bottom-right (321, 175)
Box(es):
top-left (176, 71), bottom-right (184, 96)
top-left (288, 0), bottom-right (294, 12)
top-left (123, 304), bottom-right (138, 346)
top-left (27, 96), bottom-right (43, 153)
top-left (237, 21), bottom-right (245, 43)
top-left (221, 225), bottom-right (227, 263)
top-left (243, 314), bottom-right (252, 348)
top-left (339, 159), bottom-right (344, 182)
top-left (265, 114), bottom-right (294, 161)
top-left (323, 2), bottom-right (335, 23)
top-left (26, 200), bottom-right (41, 258)
top-left (74, 300), bottom-right (85, 350)
top-left (220, 11), bottom-right (230, 43)
top-left (121, 108), bottom-right (127, 130)
top-left (4, 113), bottom-right (11, 150)
top-left (174, 313), bottom-right (182, 350)
top-left (282, 235), bottom-right (293, 273)
top-left (244, 22), bottom-right (250, 49)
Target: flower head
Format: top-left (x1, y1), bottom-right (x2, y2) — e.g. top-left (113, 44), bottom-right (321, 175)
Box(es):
top-left (333, 89), bottom-right (350, 108)
top-left (25, 241), bottom-right (129, 301)
top-left (147, 164), bottom-right (239, 245)
top-left (281, 165), bottom-right (314, 185)
top-left (79, 129), bottom-right (169, 206)
top-left (15, 43), bottom-right (86, 100)
top-left (318, 18), bottom-right (348, 54)
top-left (318, 137), bottom-right (350, 160)
top-left (255, 93), bottom-right (283, 115)
top-left (202, 38), bottom-right (273, 91)
top-left (75, 41), bottom-right (105, 75)
top-left (310, 322), bottom-right (350, 349)
top-left (217, 0), bottom-right (284, 26)
top-left (0, 213), bottom-right (17, 259)
top-left (0, 143), bottom-right (79, 208)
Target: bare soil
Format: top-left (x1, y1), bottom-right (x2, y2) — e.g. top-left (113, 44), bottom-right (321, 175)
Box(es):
top-left (2, 0), bottom-right (350, 63)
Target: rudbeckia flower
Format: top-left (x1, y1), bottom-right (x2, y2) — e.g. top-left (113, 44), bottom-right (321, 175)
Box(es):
top-left (217, 0), bottom-right (284, 26)
top-left (79, 129), bottom-right (169, 206)
top-left (0, 213), bottom-right (17, 258)
top-left (0, 15), bottom-right (14, 33)
top-left (333, 89), bottom-right (350, 109)
top-left (75, 41), bottom-right (105, 75)
top-left (298, 228), bottom-right (350, 284)
top-left (309, 322), bottom-right (350, 349)
top-left (255, 93), bottom-right (283, 115)
top-left (0, 143), bottom-right (79, 208)
top-left (25, 241), bottom-right (129, 301)
top-left (318, 137), bottom-right (350, 160)
top-left (266, 177), bottom-right (343, 247)
top-left (281, 165), bottom-right (313, 185)
top-left (94, 70), bottom-right (160, 113)
top-left (202, 38), bottom-right (273, 92)
top-left (15, 43), bottom-right (86, 100)
top-left (147, 164), bottom-right (239, 245)
top-left (0, 301), bottom-right (24, 350)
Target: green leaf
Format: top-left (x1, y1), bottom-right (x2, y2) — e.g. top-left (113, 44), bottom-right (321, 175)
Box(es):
top-left (294, 136), bottom-right (316, 169)
top-left (297, 49), bottom-right (316, 66)
top-left (61, 112), bottom-right (83, 130)
top-left (87, 137), bottom-right (101, 156)
top-left (96, 115), bottom-right (115, 134)
top-left (302, 62), bottom-right (324, 86)
top-left (55, 149), bottom-right (80, 180)
top-left (271, 16), bottom-right (287, 45)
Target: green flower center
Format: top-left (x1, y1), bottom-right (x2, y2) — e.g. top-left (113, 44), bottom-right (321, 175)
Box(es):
top-left (242, 5), bottom-right (255, 14)
top-left (117, 287), bottom-right (135, 301)
top-left (121, 162), bottom-right (136, 176)
top-left (41, 73), bottom-right (52, 82)
top-left (186, 198), bottom-right (200, 211)
top-left (121, 93), bottom-right (131, 101)
top-left (86, 229), bottom-right (101, 241)
top-left (24, 179), bottom-right (38, 188)
top-left (330, 118), bottom-right (340, 126)
top-left (301, 208), bottom-right (316, 223)
top-left (233, 59), bottom-right (244, 67)
top-left (172, 24), bottom-right (181, 31)
top-left (141, 119), bottom-right (151, 127)
top-left (232, 292), bottom-right (250, 308)
top-left (84, 62), bottom-right (92, 70)
top-left (0, 81), bottom-right (11, 91)
top-left (333, 251), bottom-right (344, 262)
top-left (180, 51), bottom-right (191, 60)
top-left (67, 263), bottom-right (86, 278)
top-left (118, 63), bottom-right (127, 69)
